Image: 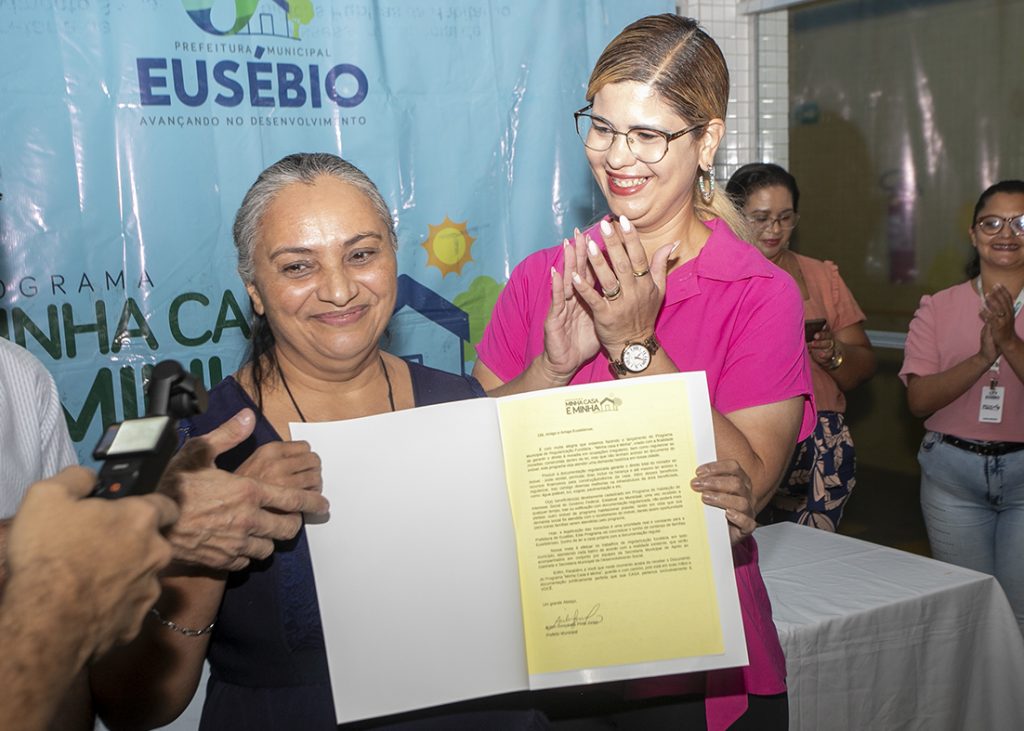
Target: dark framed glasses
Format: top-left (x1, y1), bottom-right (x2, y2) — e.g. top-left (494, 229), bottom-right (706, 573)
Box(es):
top-left (573, 104), bottom-right (704, 165)
top-left (745, 212), bottom-right (800, 231)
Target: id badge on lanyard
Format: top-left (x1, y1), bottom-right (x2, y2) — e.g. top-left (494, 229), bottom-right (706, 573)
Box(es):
top-left (979, 380), bottom-right (1005, 423)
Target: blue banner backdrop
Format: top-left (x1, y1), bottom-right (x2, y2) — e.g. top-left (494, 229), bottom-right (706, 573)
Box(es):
top-left (0, 0), bottom-right (672, 463)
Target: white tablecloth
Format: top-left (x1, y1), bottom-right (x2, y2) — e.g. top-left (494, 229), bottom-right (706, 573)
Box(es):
top-left (757, 522), bottom-right (1024, 731)
top-left (147, 523), bottom-right (1024, 731)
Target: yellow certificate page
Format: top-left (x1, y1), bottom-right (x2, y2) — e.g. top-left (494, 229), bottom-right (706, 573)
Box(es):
top-left (496, 375), bottom-right (724, 677)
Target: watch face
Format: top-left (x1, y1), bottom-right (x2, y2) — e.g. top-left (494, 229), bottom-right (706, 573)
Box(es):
top-left (622, 343), bottom-right (651, 373)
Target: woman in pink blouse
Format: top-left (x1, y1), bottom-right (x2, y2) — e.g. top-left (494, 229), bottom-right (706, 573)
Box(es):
top-left (726, 163), bottom-right (876, 531)
top-left (474, 15), bottom-right (814, 731)
top-left (900, 179), bottom-right (1024, 633)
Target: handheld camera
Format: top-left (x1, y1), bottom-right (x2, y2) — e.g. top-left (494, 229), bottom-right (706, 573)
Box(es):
top-left (90, 360), bottom-right (208, 499)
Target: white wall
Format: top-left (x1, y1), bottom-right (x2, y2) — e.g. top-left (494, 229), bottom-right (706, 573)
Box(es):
top-left (679, 1), bottom-right (789, 177)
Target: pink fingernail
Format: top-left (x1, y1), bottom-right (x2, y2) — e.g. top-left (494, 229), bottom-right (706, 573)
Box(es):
top-left (572, 272), bottom-right (582, 284)
top-left (619, 215), bottom-right (631, 232)
top-left (600, 219), bottom-right (613, 236)
top-left (587, 238), bottom-right (599, 256)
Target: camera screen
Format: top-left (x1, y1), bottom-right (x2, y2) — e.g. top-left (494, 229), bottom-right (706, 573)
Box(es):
top-left (104, 416), bottom-right (172, 456)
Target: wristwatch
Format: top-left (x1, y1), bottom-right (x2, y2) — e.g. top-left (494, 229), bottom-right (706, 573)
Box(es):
top-left (608, 335), bottom-right (660, 376)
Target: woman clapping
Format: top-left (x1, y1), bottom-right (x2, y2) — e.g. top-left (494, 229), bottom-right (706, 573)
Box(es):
top-left (901, 180), bottom-right (1024, 633)
top-left (474, 15), bottom-right (814, 730)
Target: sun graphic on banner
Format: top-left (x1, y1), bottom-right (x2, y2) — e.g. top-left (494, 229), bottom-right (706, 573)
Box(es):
top-left (422, 216), bottom-right (475, 277)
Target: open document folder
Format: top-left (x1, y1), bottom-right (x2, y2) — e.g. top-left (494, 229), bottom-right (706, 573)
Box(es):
top-left (291, 371), bottom-right (747, 724)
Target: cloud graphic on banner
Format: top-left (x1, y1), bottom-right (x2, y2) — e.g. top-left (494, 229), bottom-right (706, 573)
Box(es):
top-left (422, 216), bottom-right (475, 277)
top-left (183, 0), bottom-right (314, 40)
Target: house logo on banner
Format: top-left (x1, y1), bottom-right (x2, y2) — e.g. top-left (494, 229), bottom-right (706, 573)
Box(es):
top-left (183, 0), bottom-right (314, 39)
top-left (136, 0), bottom-right (368, 128)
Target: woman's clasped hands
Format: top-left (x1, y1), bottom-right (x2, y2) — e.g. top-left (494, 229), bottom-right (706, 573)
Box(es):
top-left (981, 283), bottom-right (1021, 357)
top-left (541, 215), bottom-right (677, 382)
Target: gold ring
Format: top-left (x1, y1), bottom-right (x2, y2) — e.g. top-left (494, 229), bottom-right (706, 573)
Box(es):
top-left (633, 268), bottom-right (650, 277)
top-left (604, 284), bottom-right (622, 301)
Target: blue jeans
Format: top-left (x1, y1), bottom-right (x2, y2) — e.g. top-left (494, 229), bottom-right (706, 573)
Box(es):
top-left (918, 431), bottom-right (1024, 631)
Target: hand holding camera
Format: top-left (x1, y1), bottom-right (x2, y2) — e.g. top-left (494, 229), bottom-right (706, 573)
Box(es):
top-left (91, 361), bottom-right (207, 499)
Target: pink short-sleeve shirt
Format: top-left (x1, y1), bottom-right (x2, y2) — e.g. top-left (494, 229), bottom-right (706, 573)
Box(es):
top-left (900, 280), bottom-right (1024, 442)
top-left (795, 253), bottom-right (867, 413)
top-left (479, 219), bottom-right (815, 432)
top-left (477, 218), bottom-right (815, 730)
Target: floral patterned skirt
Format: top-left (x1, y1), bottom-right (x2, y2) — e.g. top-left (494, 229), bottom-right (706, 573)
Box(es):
top-left (757, 411), bottom-right (855, 532)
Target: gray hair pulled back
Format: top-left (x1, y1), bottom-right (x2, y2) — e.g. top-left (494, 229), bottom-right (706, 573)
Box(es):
top-left (232, 152), bottom-right (397, 284)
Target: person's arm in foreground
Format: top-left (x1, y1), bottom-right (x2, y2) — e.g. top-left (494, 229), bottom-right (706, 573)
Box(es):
top-left (91, 409), bottom-right (328, 731)
top-left (0, 467), bottom-right (178, 731)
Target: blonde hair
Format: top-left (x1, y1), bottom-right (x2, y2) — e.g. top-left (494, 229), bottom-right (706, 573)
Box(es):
top-left (587, 14), bottom-right (746, 236)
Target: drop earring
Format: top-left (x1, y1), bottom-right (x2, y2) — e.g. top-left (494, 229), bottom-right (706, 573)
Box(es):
top-left (698, 166), bottom-right (716, 204)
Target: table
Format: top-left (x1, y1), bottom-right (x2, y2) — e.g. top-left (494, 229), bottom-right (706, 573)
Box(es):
top-left (156, 523), bottom-right (1024, 731)
top-left (757, 522), bottom-right (1024, 731)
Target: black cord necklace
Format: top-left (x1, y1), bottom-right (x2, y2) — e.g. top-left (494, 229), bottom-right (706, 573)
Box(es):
top-left (277, 355), bottom-right (395, 423)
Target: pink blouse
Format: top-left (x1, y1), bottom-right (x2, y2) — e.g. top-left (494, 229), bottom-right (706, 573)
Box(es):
top-left (900, 280), bottom-right (1024, 442)
top-left (794, 253), bottom-right (867, 413)
top-left (478, 218), bottom-right (815, 730)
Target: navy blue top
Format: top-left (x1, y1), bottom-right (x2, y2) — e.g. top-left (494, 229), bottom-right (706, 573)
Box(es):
top-left (180, 363), bottom-right (549, 730)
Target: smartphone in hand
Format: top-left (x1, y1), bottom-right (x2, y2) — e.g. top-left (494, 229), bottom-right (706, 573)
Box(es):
top-left (804, 318), bottom-right (827, 342)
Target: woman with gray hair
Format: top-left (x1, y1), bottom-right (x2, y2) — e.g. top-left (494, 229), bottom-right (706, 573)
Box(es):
top-left (90, 153), bottom-right (521, 730)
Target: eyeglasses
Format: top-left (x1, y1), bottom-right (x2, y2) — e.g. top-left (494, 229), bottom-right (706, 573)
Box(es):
top-left (573, 105), bottom-right (704, 165)
top-left (745, 211), bottom-right (800, 231)
top-left (974, 214), bottom-right (1024, 237)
